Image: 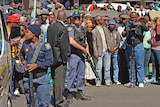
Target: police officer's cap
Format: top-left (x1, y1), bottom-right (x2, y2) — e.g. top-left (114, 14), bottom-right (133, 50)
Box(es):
top-left (72, 13), bottom-right (80, 19)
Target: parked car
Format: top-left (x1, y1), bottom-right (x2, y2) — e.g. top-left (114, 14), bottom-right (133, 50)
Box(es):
top-left (0, 9), bottom-right (12, 107)
top-left (87, 3), bottom-right (134, 11)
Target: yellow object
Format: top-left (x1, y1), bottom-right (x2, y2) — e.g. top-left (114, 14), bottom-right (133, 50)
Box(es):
top-left (45, 43), bottom-right (51, 50)
top-left (67, 27), bottom-right (73, 32)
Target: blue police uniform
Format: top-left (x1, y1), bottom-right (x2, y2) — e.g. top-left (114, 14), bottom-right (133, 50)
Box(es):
top-left (67, 24), bottom-right (86, 92)
top-left (20, 40), bottom-right (53, 107)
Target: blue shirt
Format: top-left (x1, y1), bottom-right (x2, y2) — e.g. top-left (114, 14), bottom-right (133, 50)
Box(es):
top-left (20, 41), bottom-right (53, 70)
top-left (43, 1), bottom-right (53, 10)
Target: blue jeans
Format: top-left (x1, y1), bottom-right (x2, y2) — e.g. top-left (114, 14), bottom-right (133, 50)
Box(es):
top-left (24, 74), bottom-right (51, 107)
top-left (144, 48), bottom-right (151, 76)
top-left (151, 49), bottom-right (160, 78)
top-left (111, 54), bottom-right (119, 82)
top-left (125, 43), bottom-right (145, 84)
top-left (96, 51), bottom-right (111, 84)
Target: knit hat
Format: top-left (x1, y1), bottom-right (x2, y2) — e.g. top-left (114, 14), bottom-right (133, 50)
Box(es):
top-left (28, 24), bottom-right (41, 37)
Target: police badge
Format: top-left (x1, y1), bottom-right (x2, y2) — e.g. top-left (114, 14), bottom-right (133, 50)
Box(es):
top-left (25, 47), bottom-right (29, 52)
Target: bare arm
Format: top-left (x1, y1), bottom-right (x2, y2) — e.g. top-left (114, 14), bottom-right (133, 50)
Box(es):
top-left (70, 37), bottom-right (87, 55)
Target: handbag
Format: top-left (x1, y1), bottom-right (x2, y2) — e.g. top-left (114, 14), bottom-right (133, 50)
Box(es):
top-left (15, 63), bottom-right (26, 73)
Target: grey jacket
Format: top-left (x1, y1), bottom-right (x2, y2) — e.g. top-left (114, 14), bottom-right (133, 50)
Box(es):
top-left (92, 26), bottom-right (111, 57)
top-left (105, 28), bottom-right (121, 54)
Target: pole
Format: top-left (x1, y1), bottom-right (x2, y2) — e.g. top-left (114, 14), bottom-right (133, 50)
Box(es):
top-left (33, 0), bottom-right (37, 18)
top-left (29, 72), bottom-right (35, 107)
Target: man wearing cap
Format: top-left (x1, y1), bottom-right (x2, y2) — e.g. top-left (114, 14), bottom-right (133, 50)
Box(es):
top-left (117, 14), bottom-right (130, 83)
top-left (40, 9), bottom-right (50, 42)
top-left (66, 13), bottom-right (91, 103)
top-left (47, 10), bottom-right (70, 107)
top-left (66, 13), bottom-right (72, 26)
top-left (20, 24), bottom-right (53, 106)
top-left (107, 19), bottom-right (121, 85)
top-left (6, 14), bottom-right (22, 98)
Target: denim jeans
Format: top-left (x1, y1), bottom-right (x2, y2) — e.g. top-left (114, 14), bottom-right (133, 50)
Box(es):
top-left (111, 54), bottom-right (119, 82)
top-left (151, 49), bottom-right (160, 78)
top-left (24, 74), bottom-right (51, 107)
top-left (96, 51), bottom-right (111, 84)
top-left (125, 43), bottom-right (145, 84)
top-left (144, 48), bottom-right (151, 76)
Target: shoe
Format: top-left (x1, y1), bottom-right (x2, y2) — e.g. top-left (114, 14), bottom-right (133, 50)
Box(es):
top-left (76, 91), bottom-right (91, 100)
top-left (66, 92), bottom-right (73, 104)
top-left (147, 77), bottom-right (156, 83)
top-left (96, 83), bottom-right (101, 87)
top-left (145, 77), bottom-right (149, 81)
top-left (14, 90), bottom-right (20, 96)
top-left (85, 82), bottom-right (92, 87)
top-left (114, 81), bottom-right (121, 85)
top-left (105, 82), bottom-right (111, 87)
top-left (144, 77), bottom-right (149, 84)
top-left (124, 82), bottom-right (135, 88)
top-left (56, 101), bottom-right (69, 107)
top-left (138, 83), bottom-right (144, 88)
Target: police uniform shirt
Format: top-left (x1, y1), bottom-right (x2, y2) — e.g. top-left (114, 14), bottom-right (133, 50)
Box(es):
top-left (68, 25), bottom-right (74, 38)
top-left (67, 24), bottom-right (85, 39)
top-left (20, 40), bottom-right (53, 71)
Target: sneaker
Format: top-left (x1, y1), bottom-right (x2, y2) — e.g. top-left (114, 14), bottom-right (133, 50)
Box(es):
top-left (145, 77), bottom-right (149, 81)
top-left (85, 82), bottom-right (92, 87)
top-left (114, 81), bottom-right (121, 85)
top-left (124, 82), bottom-right (135, 88)
top-left (138, 83), bottom-right (144, 88)
top-left (105, 82), bottom-right (111, 87)
top-left (147, 77), bottom-right (156, 83)
top-left (96, 83), bottom-right (101, 87)
top-left (14, 90), bottom-right (20, 96)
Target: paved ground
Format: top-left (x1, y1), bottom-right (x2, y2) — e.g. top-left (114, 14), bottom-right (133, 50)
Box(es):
top-left (12, 83), bottom-right (160, 107)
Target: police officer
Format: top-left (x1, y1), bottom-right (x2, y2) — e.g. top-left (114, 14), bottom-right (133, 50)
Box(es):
top-left (20, 24), bottom-right (53, 107)
top-left (67, 13), bottom-right (90, 103)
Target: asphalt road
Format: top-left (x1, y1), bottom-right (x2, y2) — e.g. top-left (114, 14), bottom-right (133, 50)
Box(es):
top-left (13, 83), bottom-right (160, 107)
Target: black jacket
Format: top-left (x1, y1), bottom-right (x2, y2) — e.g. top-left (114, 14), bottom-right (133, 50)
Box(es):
top-left (47, 21), bottom-right (70, 65)
top-left (125, 22), bottom-right (149, 46)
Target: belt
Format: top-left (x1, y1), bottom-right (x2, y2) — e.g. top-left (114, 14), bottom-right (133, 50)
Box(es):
top-left (24, 70), bottom-right (47, 78)
top-left (34, 72), bottom-right (47, 78)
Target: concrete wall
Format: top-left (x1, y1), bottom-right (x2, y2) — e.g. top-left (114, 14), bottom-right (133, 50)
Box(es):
top-left (54, 10), bottom-right (119, 18)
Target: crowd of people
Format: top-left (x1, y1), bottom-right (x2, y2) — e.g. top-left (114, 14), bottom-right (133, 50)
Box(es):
top-left (1, 0), bottom-right (160, 107)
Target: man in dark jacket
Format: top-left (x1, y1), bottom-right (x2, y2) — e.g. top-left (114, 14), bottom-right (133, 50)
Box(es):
top-left (47, 10), bottom-right (70, 107)
top-left (124, 12), bottom-right (149, 88)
